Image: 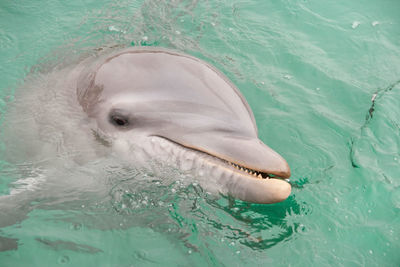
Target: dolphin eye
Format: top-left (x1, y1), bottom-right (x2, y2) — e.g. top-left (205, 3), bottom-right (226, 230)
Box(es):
top-left (109, 114), bottom-right (129, 127)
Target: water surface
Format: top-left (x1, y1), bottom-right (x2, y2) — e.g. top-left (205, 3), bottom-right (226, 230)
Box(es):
top-left (0, 0), bottom-right (399, 266)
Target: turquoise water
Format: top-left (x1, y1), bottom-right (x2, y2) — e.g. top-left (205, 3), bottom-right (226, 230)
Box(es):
top-left (1, 0), bottom-right (400, 266)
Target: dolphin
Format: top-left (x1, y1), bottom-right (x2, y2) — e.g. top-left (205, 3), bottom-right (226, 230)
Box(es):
top-left (76, 47), bottom-right (291, 204)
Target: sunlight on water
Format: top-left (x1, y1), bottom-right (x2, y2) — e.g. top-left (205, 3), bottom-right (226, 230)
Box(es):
top-left (1, 0), bottom-right (400, 266)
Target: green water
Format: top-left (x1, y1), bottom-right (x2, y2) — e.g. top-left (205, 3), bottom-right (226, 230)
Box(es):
top-left (1, 0), bottom-right (400, 266)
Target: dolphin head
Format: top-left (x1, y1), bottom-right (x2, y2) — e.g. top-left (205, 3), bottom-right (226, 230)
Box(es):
top-left (76, 48), bottom-right (291, 204)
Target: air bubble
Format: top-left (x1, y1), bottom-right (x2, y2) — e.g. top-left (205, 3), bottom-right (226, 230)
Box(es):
top-left (372, 21), bottom-right (379, 27)
top-left (352, 21), bottom-right (360, 29)
top-left (58, 255), bottom-right (70, 264)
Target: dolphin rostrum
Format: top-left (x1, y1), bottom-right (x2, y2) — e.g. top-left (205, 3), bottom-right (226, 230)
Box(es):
top-left (76, 47), bottom-right (291, 204)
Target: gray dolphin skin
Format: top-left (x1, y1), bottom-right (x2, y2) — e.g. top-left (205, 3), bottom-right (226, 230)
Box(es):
top-left (76, 47), bottom-right (291, 204)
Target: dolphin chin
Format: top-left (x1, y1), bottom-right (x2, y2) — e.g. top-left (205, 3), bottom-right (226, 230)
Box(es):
top-left (77, 47), bottom-right (292, 204)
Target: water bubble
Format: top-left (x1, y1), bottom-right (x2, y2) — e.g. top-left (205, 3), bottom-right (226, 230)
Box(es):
top-left (175, 30), bottom-right (181, 35)
top-left (369, 250), bottom-right (373, 254)
top-left (371, 21), bottom-right (379, 27)
top-left (188, 250), bottom-right (192, 254)
top-left (392, 189), bottom-right (400, 209)
top-left (58, 255), bottom-right (70, 264)
top-left (108, 25), bottom-right (117, 32)
top-left (352, 21), bottom-right (360, 29)
top-left (108, 25), bottom-right (126, 34)
top-left (71, 223), bottom-right (82, 231)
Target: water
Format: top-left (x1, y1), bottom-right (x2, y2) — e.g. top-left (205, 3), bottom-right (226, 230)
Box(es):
top-left (1, 0), bottom-right (399, 266)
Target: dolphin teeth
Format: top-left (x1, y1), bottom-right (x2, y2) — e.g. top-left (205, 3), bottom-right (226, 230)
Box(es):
top-left (226, 161), bottom-right (274, 181)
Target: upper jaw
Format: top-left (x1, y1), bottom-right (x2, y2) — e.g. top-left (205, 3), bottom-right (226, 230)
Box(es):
top-left (162, 132), bottom-right (291, 179)
top-left (153, 134), bottom-right (291, 181)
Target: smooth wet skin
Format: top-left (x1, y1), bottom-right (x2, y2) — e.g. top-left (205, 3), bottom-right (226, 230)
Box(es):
top-left (77, 47), bottom-right (291, 204)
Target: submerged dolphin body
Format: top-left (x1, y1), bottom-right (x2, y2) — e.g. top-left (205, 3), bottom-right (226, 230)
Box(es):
top-left (76, 47), bottom-right (291, 204)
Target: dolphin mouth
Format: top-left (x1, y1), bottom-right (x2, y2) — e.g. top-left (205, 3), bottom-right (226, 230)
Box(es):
top-left (151, 135), bottom-right (291, 182)
top-left (152, 135), bottom-right (291, 184)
